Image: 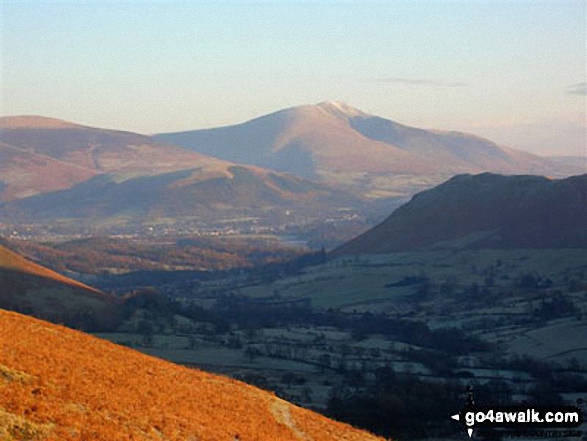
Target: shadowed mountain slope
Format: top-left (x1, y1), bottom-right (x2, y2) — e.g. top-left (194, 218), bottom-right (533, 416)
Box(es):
top-left (0, 309), bottom-right (383, 440)
top-left (2, 165), bottom-right (362, 224)
top-left (332, 173), bottom-right (587, 256)
top-left (0, 245), bottom-right (117, 330)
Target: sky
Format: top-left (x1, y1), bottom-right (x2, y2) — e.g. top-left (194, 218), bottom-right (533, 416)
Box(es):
top-left (1, 0), bottom-right (585, 156)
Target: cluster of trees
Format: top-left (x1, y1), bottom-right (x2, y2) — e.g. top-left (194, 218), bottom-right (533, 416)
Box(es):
top-left (97, 248), bottom-right (326, 291)
top-left (327, 367), bottom-right (463, 439)
top-left (214, 296), bottom-right (488, 354)
top-left (5, 236), bottom-right (308, 275)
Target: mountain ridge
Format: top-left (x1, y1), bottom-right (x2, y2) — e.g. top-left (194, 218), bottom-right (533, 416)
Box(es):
top-left (1, 164), bottom-right (363, 225)
top-left (0, 115), bottom-right (362, 224)
top-left (0, 116), bottom-right (232, 201)
top-left (1, 107), bottom-right (583, 227)
top-left (155, 102), bottom-right (582, 192)
top-left (0, 115), bottom-right (88, 130)
top-left (331, 172), bottom-right (587, 256)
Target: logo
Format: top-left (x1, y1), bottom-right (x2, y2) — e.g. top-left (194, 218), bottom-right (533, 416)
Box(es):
top-left (450, 387), bottom-right (584, 437)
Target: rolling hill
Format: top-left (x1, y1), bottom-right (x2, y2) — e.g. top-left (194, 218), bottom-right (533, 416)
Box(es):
top-left (0, 141), bottom-right (99, 201)
top-left (0, 244), bottom-right (117, 330)
top-left (155, 102), bottom-right (582, 196)
top-left (2, 111), bottom-right (582, 228)
top-left (0, 309), bottom-right (383, 440)
top-left (0, 116), bottom-right (229, 202)
top-left (0, 116), bottom-right (363, 224)
top-left (2, 165), bottom-right (362, 224)
top-left (332, 173), bottom-right (587, 255)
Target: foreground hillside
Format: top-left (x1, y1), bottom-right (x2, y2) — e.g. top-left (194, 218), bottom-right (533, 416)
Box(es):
top-left (333, 172), bottom-right (587, 256)
top-left (0, 245), bottom-right (116, 330)
top-left (0, 309), bottom-right (383, 441)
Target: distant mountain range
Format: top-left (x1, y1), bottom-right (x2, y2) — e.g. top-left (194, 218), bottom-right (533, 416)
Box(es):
top-left (546, 155), bottom-right (587, 170)
top-left (0, 115), bottom-right (360, 224)
top-left (0, 244), bottom-right (116, 329)
top-left (156, 102), bottom-right (582, 196)
top-left (332, 173), bottom-right (587, 255)
top-left (0, 106), bottom-right (583, 226)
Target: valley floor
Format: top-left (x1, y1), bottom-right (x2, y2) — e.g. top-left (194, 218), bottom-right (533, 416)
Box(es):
top-left (92, 248), bottom-right (587, 439)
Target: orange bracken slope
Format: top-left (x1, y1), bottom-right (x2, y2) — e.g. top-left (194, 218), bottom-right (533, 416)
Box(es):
top-left (0, 309), bottom-right (385, 441)
top-left (0, 245), bottom-right (100, 294)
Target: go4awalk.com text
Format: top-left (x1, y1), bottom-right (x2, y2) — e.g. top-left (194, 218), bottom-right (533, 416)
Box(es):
top-left (451, 405), bottom-right (583, 438)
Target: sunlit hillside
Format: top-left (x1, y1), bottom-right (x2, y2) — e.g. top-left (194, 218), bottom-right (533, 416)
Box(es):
top-left (0, 245), bottom-right (117, 330)
top-left (0, 309), bottom-right (384, 440)
top-left (0, 245), bottom-right (98, 292)
top-left (155, 102), bottom-right (581, 198)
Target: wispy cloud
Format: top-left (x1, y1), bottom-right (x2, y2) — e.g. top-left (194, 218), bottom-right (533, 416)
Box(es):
top-left (369, 77), bottom-right (468, 87)
top-left (565, 82), bottom-right (587, 95)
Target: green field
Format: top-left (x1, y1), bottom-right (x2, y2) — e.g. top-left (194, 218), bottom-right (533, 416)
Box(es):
top-left (236, 248), bottom-right (587, 311)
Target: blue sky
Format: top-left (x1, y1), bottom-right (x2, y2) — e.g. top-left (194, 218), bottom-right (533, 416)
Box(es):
top-left (1, 0), bottom-right (585, 156)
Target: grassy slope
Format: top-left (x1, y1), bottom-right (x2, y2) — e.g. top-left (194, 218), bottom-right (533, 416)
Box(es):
top-left (332, 173), bottom-right (587, 256)
top-left (239, 248), bottom-right (587, 311)
top-left (0, 245), bottom-right (100, 293)
top-left (0, 245), bottom-right (118, 330)
top-left (0, 309), bottom-right (383, 441)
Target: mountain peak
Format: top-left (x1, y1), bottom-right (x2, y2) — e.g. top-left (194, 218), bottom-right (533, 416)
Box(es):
top-left (316, 101), bottom-right (366, 118)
